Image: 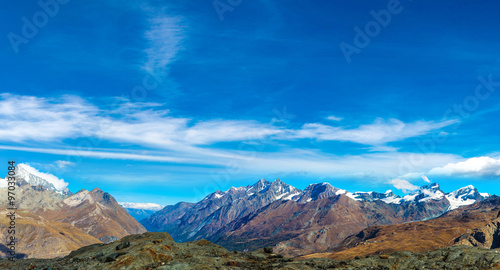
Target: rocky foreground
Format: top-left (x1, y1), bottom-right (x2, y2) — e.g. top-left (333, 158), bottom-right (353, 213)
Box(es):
top-left (2, 232), bottom-right (500, 269)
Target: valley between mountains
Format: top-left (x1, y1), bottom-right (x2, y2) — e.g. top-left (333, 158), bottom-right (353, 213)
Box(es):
top-left (2, 163), bottom-right (500, 269)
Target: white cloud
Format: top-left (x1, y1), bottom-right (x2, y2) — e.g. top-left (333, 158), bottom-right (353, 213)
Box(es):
top-left (0, 145), bottom-right (203, 164)
top-left (422, 175), bottom-right (431, 183)
top-left (326, 115), bottom-right (343, 121)
top-left (0, 94), bottom-right (464, 179)
top-left (0, 94), bottom-right (280, 150)
top-left (429, 156), bottom-right (500, 177)
top-left (18, 163), bottom-right (69, 191)
top-left (0, 147), bottom-right (461, 183)
top-left (1, 94), bottom-right (455, 153)
top-left (287, 118), bottom-right (457, 145)
top-left (0, 93), bottom-right (98, 142)
top-left (389, 179), bottom-right (419, 193)
top-left (54, 160), bottom-right (75, 169)
top-left (119, 202), bottom-right (164, 210)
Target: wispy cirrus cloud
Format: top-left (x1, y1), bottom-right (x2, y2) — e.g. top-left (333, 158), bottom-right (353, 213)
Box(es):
top-left (141, 6), bottom-right (186, 74)
top-left (286, 118), bottom-right (458, 145)
top-left (0, 94), bottom-right (457, 150)
top-left (0, 145), bottom-right (462, 184)
top-left (326, 115), bottom-right (343, 121)
top-left (0, 94), bottom-right (461, 180)
top-left (0, 94), bottom-right (279, 150)
top-left (0, 94), bottom-right (98, 142)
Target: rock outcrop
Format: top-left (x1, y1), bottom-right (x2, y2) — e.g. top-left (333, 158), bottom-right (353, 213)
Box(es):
top-left (2, 232), bottom-right (500, 270)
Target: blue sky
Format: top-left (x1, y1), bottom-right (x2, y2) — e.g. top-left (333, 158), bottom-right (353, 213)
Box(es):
top-left (1, 0), bottom-right (500, 205)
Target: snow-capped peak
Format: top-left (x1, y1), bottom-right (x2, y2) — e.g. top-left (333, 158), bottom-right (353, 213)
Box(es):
top-left (15, 163), bottom-right (69, 194)
top-left (445, 185), bottom-right (484, 211)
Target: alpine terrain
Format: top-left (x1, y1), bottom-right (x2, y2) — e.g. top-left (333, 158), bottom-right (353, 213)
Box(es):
top-left (0, 164), bottom-right (146, 258)
top-left (142, 178), bottom-right (490, 256)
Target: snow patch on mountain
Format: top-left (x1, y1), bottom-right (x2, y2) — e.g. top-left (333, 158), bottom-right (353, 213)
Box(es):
top-left (335, 189), bottom-right (345, 195)
top-left (64, 189), bottom-right (93, 206)
top-left (480, 192), bottom-right (491, 198)
top-left (282, 192), bottom-right (300, 201)
top-left (381, 196), bottom-right (403, 204)
top-left (345, 192), bottom-right (363, 201)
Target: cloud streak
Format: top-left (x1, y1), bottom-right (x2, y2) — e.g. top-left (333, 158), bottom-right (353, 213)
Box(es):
top-left (286, 118), bottom-right (457, 145)
top-left (141, 7), bottom-right (186, 75)
top-left (0, 94), bottom-right (455, 149)
top-left (0, 94), bottom-right (463, 181)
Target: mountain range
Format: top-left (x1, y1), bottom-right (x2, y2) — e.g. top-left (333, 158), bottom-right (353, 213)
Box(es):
top-left (119, 202), bottom-right (164, 221)
top-left (142, 178), bottom-right (490, 256)
top-left (1, 164), bottom-right (494, 260)
top-left (302, 195), bottom-right (500, 260)
top-left (0, 164), bottom-right (146, 258)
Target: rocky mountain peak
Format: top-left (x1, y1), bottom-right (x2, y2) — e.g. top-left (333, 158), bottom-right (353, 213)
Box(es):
top-left (266, 179), bottom-right (301, 200)
top-left (252, 178), bottom-right (271, 192)
top-left (297, 182), bottom-right (339, 203)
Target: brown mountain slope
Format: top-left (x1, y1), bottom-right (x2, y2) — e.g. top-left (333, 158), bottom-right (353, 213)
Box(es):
top-left (0, 177), bottom-right (146, 259)
top-left (0, 210), bottom-right (101, 259)
top-left (38, 188), bottom-right (147, 243)
top-left (142, 179), bottom-right (302, 243)
top-left (301, 195), bottom-right (500, 260)
top-left (210, 192), bottom-right (451, 256)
